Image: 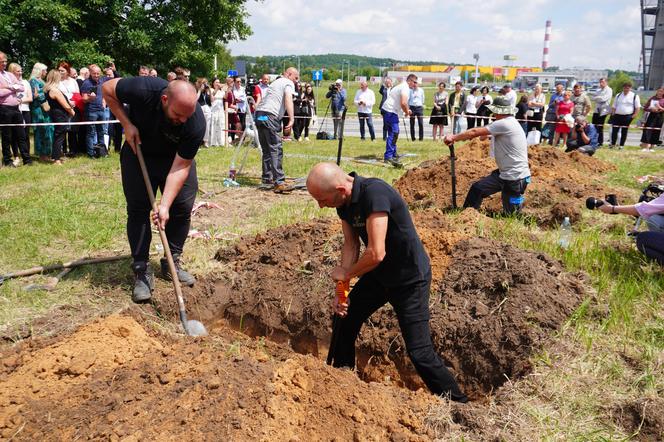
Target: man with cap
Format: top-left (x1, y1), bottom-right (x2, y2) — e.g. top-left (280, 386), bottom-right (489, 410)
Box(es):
top-left (306, 161), bottom-right (468, 403)
top-left (326, 79), bottom-right (346, 140)
top-left (103, 76), bottom-right (206, 302)
top-left (503, 84), bottom-right (517, 107)
top-left (444, 97), bottom-right (531, 214)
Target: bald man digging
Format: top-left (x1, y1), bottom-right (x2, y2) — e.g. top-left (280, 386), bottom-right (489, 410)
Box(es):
top-left (103, 77), bottom-right (205, 302)
top-left (307, 163), bottom-right (468, 402)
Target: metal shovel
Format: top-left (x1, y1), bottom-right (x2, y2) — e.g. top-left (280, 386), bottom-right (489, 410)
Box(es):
top-left (135, 144), bottom-right (207, 337)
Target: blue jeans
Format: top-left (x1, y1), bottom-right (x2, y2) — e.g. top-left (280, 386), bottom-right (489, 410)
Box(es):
top-left (383, 112), bottom-right (400, 160)
top-left (453, 114), bottom-right (462, 134)
top-left (86, 109), bottom-right (106, 157)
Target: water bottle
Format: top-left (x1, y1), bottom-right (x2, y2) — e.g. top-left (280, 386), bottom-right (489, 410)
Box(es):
top-left (558, 217), bottom-right (572, 249)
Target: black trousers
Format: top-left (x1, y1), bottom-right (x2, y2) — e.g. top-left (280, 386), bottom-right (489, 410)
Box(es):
top-left (527, 112), bottom-right (543, 132)
top-left (611, 114), bottom-right (632, 146)
top-left (636, 232), bottom-right (664, 265)
top-left (332, 272), bottom-right (467, 401)
top-left (464, 169), bottom-right (529, 214)
top-left (466, 113), bottom-right (477, 130)
top-left (20, 110), bottom-right (31, 155)
top-left (51, 110), bottom-right (69, 161)
top-left (591, 113), bottom-right (607, 146)
top-left (0, 105), bottom-right (31, 165)
top-left (120, 146), bottom-right (197, 264)
top-left (409, 106), bottom-right (424, 141)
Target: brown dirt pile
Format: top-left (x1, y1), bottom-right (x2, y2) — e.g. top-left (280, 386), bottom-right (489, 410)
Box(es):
top-left (0, 314), bottom-right (440, 441)
top-left (207, 211), bottom-right (585, 398)
top-left (394, 139), bottom-right (624, 225)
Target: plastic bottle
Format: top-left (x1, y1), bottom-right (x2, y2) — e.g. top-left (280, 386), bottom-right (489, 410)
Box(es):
top-left (558, 217), bottom-right (572, 249)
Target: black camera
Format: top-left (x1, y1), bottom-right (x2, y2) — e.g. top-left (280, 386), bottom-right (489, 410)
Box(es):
top-left (328, 83), bottom-right (338, 91)
top-left (586, 194), bottom-right (618, 210)
top-left (575, 124), bottom-right (581, 131)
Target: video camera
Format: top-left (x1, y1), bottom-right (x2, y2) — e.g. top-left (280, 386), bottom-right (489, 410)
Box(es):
top-left (586, 194), bottom-right (618, 210)
top-left (328, 83), bottom-right (339, 92)
top-left (245, 76), bottom-right (258, 97)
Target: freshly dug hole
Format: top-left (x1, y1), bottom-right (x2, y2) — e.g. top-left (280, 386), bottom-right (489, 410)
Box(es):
top-left (394, 139), bottom-right (625, 226)
top-left (197, 211), bottom-right (586, 398)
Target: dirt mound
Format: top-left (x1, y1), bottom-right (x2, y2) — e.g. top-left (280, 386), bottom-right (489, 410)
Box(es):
top-left (613, 397), bottom-right (664, 441)
top-left (206, 213), bottom-right (585, 398)
top-left (0, 314), bottom-right (440, 441)
top-left (394, 139), bottom-right (623, 225)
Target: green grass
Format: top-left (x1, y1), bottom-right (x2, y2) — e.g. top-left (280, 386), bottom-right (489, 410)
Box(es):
top-left (1, 135), bottom-right (663, 438)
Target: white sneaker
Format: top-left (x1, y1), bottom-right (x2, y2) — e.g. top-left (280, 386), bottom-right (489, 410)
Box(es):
top-left (304, 137), bottom-right (310, 142)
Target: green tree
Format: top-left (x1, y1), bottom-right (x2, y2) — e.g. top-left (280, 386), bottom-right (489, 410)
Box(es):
top-left (609, 70), bottom-right (633, 93)
top-left (0, 0), bottom-right (251, 78)
top-left (479, 73), bottom-right (494, 82)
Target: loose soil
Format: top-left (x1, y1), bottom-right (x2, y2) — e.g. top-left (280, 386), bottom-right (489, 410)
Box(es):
top-left (394, 139), bottom-right (627, 225)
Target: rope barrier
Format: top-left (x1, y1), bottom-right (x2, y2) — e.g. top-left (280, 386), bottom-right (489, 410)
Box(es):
top-left (2, 111), bottom-right (660, 131)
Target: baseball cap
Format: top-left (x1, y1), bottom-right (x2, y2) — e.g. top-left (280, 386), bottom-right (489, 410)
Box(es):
top-left (335, 79), bottom-right (342, 84)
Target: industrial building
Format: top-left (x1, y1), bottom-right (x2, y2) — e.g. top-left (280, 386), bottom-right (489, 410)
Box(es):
top-left (641, 0), bottom-right (664, 89)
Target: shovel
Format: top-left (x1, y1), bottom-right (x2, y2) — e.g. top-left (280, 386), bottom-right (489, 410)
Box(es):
top-left (449, 143), bottom-right (458, 209)
top-left (135, 144), bottom-right (207, 337)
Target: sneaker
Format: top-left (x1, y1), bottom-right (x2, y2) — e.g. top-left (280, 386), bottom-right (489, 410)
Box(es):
top-left (618, 146), bottom-right (624, 150)
top-left (273, 183), bottom-right (294, 194)
top-left (257, 182), bottom-right (273, 191)
top-left (160, 254), bottom-right (195, 287)
top-left (608, 145), bottom-right (615, 149)
top-left (12, 158), bottom-right (20, 167)
top-left (131, 261), bottom-right (154, 303)
top-left (304, 137), bottom-right (310, 142)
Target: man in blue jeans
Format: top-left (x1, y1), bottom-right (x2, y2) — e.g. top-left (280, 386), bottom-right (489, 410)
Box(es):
top-left (81, 64), bottom-right (107, 158)
top-left (380, 74), bottom-right (417, 167)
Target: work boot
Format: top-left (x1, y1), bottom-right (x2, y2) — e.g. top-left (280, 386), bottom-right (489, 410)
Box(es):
top-left (160, 254), bottom-right (195, 287)
top-left (131, 261), bottom-right (154, 303)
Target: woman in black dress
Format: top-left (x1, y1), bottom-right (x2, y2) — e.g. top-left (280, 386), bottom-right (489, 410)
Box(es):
top-left (640, 87), bottom-right (664, 151)
top-left (429, 82), bottom-right (448, 142)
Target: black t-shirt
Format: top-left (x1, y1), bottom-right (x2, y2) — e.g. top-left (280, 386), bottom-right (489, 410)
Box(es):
top-left (515, 102), bottom-right (528, 120)
top-left (336, 173), bottom-right (430, 288)
top-left (115, 77), bottom-right (205, 159)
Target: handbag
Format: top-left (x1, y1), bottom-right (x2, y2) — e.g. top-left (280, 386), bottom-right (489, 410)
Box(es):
top-left (41, 101), bottom-right (50, 113)
top-left (526, 109), bottom-right (534, 118)
top-left (526, 129), bottom-right (541, 146)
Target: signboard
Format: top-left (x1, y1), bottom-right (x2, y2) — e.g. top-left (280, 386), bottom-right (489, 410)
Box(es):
top-left (227, 69), bottom-right (238, 77)
top-left (503, 55), bottom-right (518, 61)
top-left (234, 61), bottom-right (246, 76)
top-left (312, 70), bottom-right (323, 81)
top-left (355, 76), bottom-right (367, 82)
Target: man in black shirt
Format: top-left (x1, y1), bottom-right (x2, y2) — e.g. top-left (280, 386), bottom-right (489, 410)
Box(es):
top-left (306, 162), bottom-right (467, 402)
top-left (103, 77), bottom-right (206, 302)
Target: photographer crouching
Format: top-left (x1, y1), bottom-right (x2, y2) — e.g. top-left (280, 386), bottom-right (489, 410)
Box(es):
top-left (591, 184), bottom-right (664, 265)
top-left (566, 116), bottom-right (599, 156)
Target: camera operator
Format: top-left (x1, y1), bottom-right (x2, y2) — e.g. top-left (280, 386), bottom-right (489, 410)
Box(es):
top-left (597, 189), bottom-right (664, 265)
top-left (325, 79), bottom-right (346, 140)
top-left (566, 116), bottom-right (599, 156)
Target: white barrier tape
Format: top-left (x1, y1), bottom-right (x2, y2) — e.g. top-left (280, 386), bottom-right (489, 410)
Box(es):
top-left (301, 112), bottom-right (662, 131)
top-left (0, 119), bottom-right (120, 127)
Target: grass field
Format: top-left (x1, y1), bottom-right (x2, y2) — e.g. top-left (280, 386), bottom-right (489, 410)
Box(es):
top-left (0, 134), bottom-right (663, 439)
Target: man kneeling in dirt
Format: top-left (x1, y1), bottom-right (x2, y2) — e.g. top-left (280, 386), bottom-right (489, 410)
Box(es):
top-left (444, 97), bottom-right (531, 214)
top-left (306, 162), bottom-right (468, 403)
top-left (103, 77), bottom-right (206, 302)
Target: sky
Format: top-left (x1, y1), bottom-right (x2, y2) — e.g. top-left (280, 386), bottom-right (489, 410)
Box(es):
top-left (228, 0), bottom-right (644, 71)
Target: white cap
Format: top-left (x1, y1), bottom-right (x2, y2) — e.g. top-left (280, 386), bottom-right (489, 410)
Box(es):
top-left (335, 79), bottom-right (342, 84)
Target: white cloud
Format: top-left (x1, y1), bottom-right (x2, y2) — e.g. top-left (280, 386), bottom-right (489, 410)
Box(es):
top-left (230, 0), bottom-right (643, 70)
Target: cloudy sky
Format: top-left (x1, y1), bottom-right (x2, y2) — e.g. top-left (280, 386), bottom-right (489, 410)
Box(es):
top-left (229, 0), bottom-right (643, 71)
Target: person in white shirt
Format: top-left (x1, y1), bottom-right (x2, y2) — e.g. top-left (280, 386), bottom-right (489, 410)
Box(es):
top-left (464, 86), bottom-right (479, 129)
top-left (381, 74), bottom-right (417, 166)
top-left (232, 77), bottom-right (247, 131)
top-left (591, 77), bottom-right (612, 146)
top-left (610, 82), bottom-right (641, 149)
top-left (503, 84), bottom-right (517, 107)
top-left (527, 84), bottom-right (546, 132)
top-left (353, 80), bottom-right (376, 141)
top-left (408, 79), bottom-right (425, 141)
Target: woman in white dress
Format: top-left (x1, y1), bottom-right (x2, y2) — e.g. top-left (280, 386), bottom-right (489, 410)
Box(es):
top-left (209, 78), bottom-right (226, 146)
top-left (196, 77), bottom-right (212, 147)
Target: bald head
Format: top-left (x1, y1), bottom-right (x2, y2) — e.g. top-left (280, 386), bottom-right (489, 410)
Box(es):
top-left (284, 67), bottom-right (300, 82)
top-left (306, 162), bottom-right (353, 208)
top-left (162, 80), bottom-right (198, 125)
